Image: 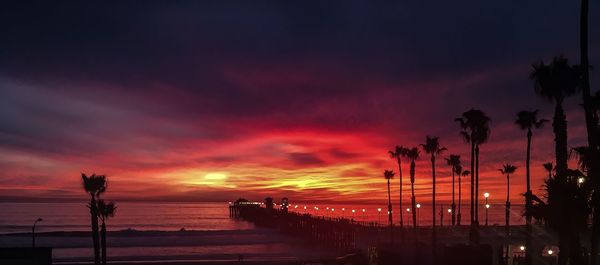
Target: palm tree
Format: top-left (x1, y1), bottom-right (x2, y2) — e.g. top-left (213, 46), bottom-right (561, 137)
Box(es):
top-left (515, 110), bottom-right (547, 265)
top-left (543, 162), bottom-right (554, 179)
top-left (421, 136), bottom-right (446, 259)
top-left (456, 109), bottom-right (491, 233)
top-left (499, 164), bottom-right (517, 235)
top-left (82, 173), bottom-right (106, 265)
top-left (406, 147), bottom-right (420, 228)
top-left (457, 168), bottom-right (470, 226)
top-left (389, 146), bottom-right (408, 228)
top-left (530, 56), bottom-right (579, 178)
top-left (98, 200), bottom-right (116, 265)
top-left (445, 154), bottom-right (461, 226)
top-left (384, 169), bottom-right (395, 244)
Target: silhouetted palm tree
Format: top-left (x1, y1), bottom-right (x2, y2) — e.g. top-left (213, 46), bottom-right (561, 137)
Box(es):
top-left (543, 162), bottom-right (554, 179)
top-left (499, 164), bottom-right (517, 235)
top-left (456, 108), bottom-right (490, 243)
top-left (421, 136), bottom-right (446, 260)
top-left (98, 200), bottom-right (116, 265)
top-left (406, 147), bottom-right (420, 228)
top-left (384, 169), bottom-right (395, 244)
top-left (445, 155), bottom-right (461, 226)
top-left (531, 56), bottom-right (579, 178)
top-left (265, 197), bottom-right (274, 210)
top-left (457, 168), bottom-right (470, 226)
top-left (82, 173), bottom-right (106, 265)
top-left (515, 110), bottom-right (547, 264)
top-left (389, 146), bottom-right (408, 228)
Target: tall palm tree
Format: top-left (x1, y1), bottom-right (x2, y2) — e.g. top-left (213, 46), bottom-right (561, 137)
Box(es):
top-left (389, 146), bottom-right (408, 228)
top-left (579, 1), bottom-right (600, 262)
top-left (530, 56), bottom-right (579, 178)
top-left (406, 147), bottom-right (420, 229)
top-left (98, 200), bottom-right (116, 265)
top-left (515, 110), bottom-right (547, 265)
top-left (458, 168), bottom-right (470, 226)
top-left (543, 162), bottom-right (554, 179)
top-left (499, 164), bottom-right (517, 235)
top-left (384, 169), bottom-right (395, 244)
top-left (82, 173), bottom-right (106, 265)
top-left (445, 154), bottom-right (461, 226)
top-left (421, 136), bottom-right (446, 259)
top-left (456, 109), bottom-right (491, 232)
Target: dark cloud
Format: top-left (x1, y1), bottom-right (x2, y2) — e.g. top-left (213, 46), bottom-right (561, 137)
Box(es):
top-left (288, 152), bottom-right (325, 166)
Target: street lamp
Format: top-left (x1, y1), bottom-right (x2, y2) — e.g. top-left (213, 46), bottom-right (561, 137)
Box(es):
top-left (352, 209), bottom-right (356, 220)
top-left (416, 203), bottom-right (421, 227)
top-left (484, 192), bottom-right (490, 226)
top-left (377, 208), bottom-right (382, 224)
top-left (447, 208), bottom-right (452, 226)
top-left (32, 218), bottom-right (43, 248)
top-left (342, 208), bottom-right (345, 218)
top-left (362, 209), bottom-right (366, 221)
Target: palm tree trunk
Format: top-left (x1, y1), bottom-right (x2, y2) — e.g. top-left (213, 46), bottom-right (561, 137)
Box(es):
top-left (451, 167), bottom-right (456, 226)
top-left (431, 155), bottom-right (437, 262)
top-left (470, 141), bottom-right (475, 225)
top-left (101, 220), bottom-right (107, 265)
top-left (525, 130), bottom-right (533, 265)
top-left (387, 179), bottom-right (394, 245)
top-left (553, 102), bottom-right (568, 179)
top-left (506, 174), bottom-right (510, 231)
top-left (458, 176), bottom-right (462, 226)
top-left (475, 145), bottom-right (480, 225)
top-left (411, 161), bottom-right (417, 228)
top-left (397, 158), bottom-right (404, 229)
top-left (90, 196), bottom-right (100, 265)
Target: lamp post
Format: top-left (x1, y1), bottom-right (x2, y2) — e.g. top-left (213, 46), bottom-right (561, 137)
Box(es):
top-left (352, 209), bottom-right (356, 220)
top-left (416, 203), bottom-right (421, 227)
top-left (484, 192), bottom-right (490, 226)
top-left (32, 218), bottom-right (42, 248)
top-left (377, 208), bottom-right (382, 224)
top-left (362, 209), bottom-right (366, 222)
top-left (447, 208), bottom-right (452, 226)
top-left (342, 208), bottom-right (345, 219)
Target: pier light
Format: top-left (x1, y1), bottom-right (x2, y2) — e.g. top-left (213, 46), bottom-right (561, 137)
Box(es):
top-left (304, 206), bottom-right (307, 210)
top-left (352, 209), bottom-right (356, 213)
top-left (547, 249), bottom-right (553, 255)
top-left (362, 209), bottom-right (365, 212)
top-left (578, 177), bottom-right (585, 184)
top-left (377, 208), bottom-right (381, 212)
top-left (331, 208), bottom-right (334, 212)
top-left (447, 208), bottom-right (452, 213)
top-left (342, 208), bottom-right (345, 211)
top-left (294, 205), bottom-right (298, 209)
top-left (484, 192), bottom-right (490, 198)
top-left (416, 203), bottom-right (421, 209)
top-left (520, 245), bottom-right (526, 251)
top-left (485, 204), bottom-right (490, 209)
top-left (387, 211), bottom-right (391, 215)
top-left (326, 207), bottom-right (329, 210)
top-left (406, 208), bottom-right (410, 212)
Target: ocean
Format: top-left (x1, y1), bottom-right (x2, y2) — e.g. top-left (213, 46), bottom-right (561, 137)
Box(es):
top-left (0, 201), bottom-right (526, 262)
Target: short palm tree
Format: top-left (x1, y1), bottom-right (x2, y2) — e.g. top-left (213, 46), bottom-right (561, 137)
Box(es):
top-left (384, 169), bottom-right (395, 244)
top-left (515, 109), bottom-right (547, 264)
top-left (445, 154), bottom-right (461, 226)
top-left (98, 200), bottom-right (116, 265)
top-left (543, 162), bottom-right (554, 179)
top-left (389, 146), bottom-right (408, 228)
top-left (421, 136), bottom-right (446, 257)
top-left (498, 164), bottom-right (517, 235)
top-left (458, 168), bottom-right (470, 226)
top-left (406, 147), bottom-right (420, 228)
top-left (82, 173), bottom-right (106, 265)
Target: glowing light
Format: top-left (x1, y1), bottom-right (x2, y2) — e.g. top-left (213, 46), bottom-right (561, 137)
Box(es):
top-left (331, 208), bottom-right (335, 212)
top-left (447, 208), bottom-right (452, 213)
top-left (578, 177), bottom-right (585, 184)
top-left (342, 208), bottom-right (345, 211)
top-left (547, 250), bottom-right (553, 255)
top-left (377, 208), bottom-right (381, 212)
top-left (485, 204), bottom-right (490, 209)
top-left (416, 203), bottom-right (421, 208)
top-left (406, 208), bottom-right (410, 212)
top-left (362, 209), bottom-right (365, 212)
top-left (303, 206), bottom-right (307, 209)
top-left (520, 246), bottom-right (525, 251)
top-left (484, 192), bottom-right (490, 198)
top-left (352, 209), bottom-right (356, 213)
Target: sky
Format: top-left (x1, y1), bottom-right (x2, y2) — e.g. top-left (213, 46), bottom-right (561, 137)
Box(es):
top-left (1, 1), bottom-right (599, 205)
